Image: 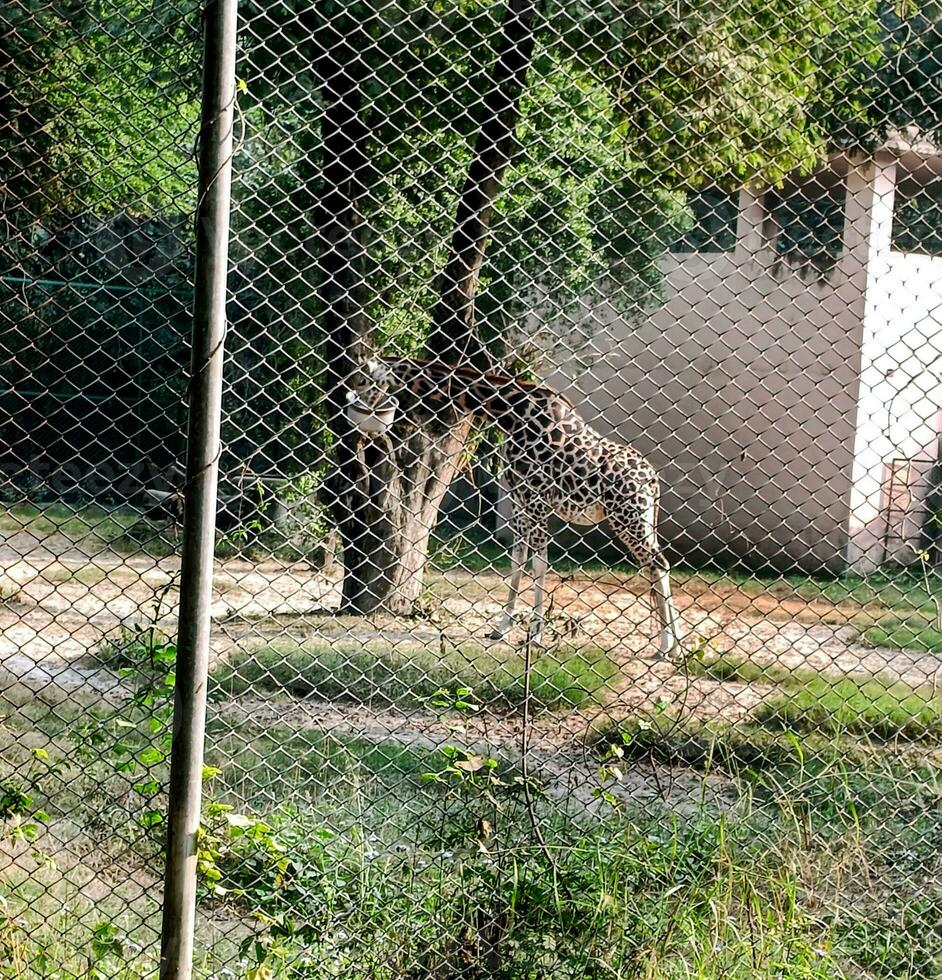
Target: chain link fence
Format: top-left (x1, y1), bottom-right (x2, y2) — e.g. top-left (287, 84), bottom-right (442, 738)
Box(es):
top-left (3, 0), bottom-right (942, 976)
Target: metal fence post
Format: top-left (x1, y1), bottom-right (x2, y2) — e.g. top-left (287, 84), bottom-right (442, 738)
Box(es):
top-left (158, 1), bottom-right (238, 977)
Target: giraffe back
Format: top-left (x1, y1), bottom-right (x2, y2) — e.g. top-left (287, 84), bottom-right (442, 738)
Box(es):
top-left (504, 389), bottom-right (659, 531)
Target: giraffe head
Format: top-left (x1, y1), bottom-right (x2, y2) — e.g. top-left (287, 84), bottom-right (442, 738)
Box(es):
top-left (345, 358), bottom-right (399, 434)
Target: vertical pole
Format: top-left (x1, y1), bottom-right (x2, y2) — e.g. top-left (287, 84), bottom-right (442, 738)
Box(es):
top-left (159, 1), bottom-right (237, 977)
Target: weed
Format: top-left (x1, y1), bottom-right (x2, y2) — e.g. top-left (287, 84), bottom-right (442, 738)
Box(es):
top-left (88, 622), bottom-right (176, 674)
top-left (833, 893), bottom-right (942, 979)
top-left (6, 673), bottom-right (941, 979)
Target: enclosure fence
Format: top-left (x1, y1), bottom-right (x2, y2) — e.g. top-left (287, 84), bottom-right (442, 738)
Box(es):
top-left (2, 0), bottom-right (942, 977)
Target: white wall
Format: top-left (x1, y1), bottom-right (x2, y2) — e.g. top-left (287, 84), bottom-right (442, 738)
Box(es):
top-left (847, 194), bottom-right (942, 570)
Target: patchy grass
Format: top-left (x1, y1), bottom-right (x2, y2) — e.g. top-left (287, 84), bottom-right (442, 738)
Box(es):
top-left (0, 500), bottom-right (183, 560)
top-left (683, 650), bottom-right (800, 686)
top-left (0, 576), bottom-right (24, 604)
top-left (683, 651), bottom-right (942, 743)
top-left (431, 527), bottom-right (942, 619)
top-left (598, 713), bottom-right (817, 776)
top-left (672, 656), bottom-right (942, 743)
top-left (756, 675), bottom-right (942, 741)
top-left (0, 502), bottom-right (139, 543)
top-left (598, 713), bottom-right (942, 849)
top-left (714, 567), bottom-right (942, 614)
top-left (862, 615), bottom-right (942, 654)
top-left (203, 717), bottom-right (446, 824)
top-left (6, 669), bottom-right (942, 979)
top-left (212, 636), bottom-right (619, 712)
top-left (36, 562), bottom-right (109, 586)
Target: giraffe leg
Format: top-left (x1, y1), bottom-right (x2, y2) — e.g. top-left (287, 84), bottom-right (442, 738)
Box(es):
top-left (643, 547), bottom-right (681, 660)
top-left (528, 528), bottom-right (549, 646)
top-left (611, 521), bottom-right (681, 659)
top-left (490, 519), bottom-right (528, 640)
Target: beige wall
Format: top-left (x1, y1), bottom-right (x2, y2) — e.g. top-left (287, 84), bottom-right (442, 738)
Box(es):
top-left (542, 164), bottom-right (883, 574)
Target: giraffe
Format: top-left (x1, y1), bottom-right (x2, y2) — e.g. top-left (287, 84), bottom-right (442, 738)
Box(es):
top-left (345, 357), bottom-right (681, 657)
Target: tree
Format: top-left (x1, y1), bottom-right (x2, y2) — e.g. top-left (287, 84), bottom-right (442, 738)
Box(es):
top-left (815, 0), bottom-right (942, 149)
top-left (0, 1), bottom-right (198, 272)
top-left (0, 0), bottom-right (895, 608)
top-left (0, 2), bottom-right (199, 495)
top-left (227, 0), bottom-right (882, 614)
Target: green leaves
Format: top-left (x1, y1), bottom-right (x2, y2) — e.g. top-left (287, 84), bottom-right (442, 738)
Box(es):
top-left (0, 780), bottom-right (33, 821)
top-left (548, 0), bottom-right (886, 185)
top-left (1, 1), bottom-right (198, 236)
top-left (137, 745), bottom-right (165, 767)
top-left (427, 685), bottom-right (482, 713)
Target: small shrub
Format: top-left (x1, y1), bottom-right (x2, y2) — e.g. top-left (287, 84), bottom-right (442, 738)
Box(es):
top-left (89, 623), bottom-right (176, 673)
top-left (597, 715), bottom-right (802, 775)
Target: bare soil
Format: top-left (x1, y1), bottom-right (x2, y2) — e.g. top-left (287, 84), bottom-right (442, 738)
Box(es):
top-left (1, 528), bottom-right (940, 777)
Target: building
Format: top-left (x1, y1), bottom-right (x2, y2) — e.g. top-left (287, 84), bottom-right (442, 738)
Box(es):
top-left (543, 136), bottom-right (942, 574)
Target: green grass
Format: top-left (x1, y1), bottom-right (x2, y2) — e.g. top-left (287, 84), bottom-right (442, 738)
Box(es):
top-left (684, 650), bottom-right (800, 685)
top-left (0, 502), bottom-right (139, 543)
top-left (834, 895), bottom-right (942, 979)
top-left (204, 716), bottom-right (440, 817)
top-left (746, 568), bottom-right (942, 612)
top-left (756, 675), bottom-right (942, 741)
top-left (2, 517), bottom-right (941, 976)
top-left (862, 615), bottom-right (942, 653)
top-left (598, 713), bottom-right (942, 842)
top-left (5, 671), bottom-right (942, 979)
top-left (0, 500), bottom-right (187, 560)
top-left (212, 636), bottom-right (619, 712)
top-left (684, 650), bottom-right (942, 742)
top-left (599, 714), bottom-right (812, 775)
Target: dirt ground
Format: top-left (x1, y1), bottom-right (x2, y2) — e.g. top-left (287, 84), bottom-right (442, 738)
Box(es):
top-left (2, 526), bottom-right (941, 750)
top-left (3, 522), bottom-right (942, 830)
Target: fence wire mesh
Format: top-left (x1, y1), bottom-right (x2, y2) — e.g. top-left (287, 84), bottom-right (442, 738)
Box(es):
top-left (2, 0), bottom-right (942, 977)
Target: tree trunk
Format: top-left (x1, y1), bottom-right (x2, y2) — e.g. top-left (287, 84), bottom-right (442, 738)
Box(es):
top-left (427, 0), bottom-right (541, 367)
top-left (318, 1), bottom-right (540, 615)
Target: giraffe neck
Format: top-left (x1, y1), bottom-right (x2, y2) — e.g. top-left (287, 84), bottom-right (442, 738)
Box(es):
top-left (382, 358), bottom-right (563, 430)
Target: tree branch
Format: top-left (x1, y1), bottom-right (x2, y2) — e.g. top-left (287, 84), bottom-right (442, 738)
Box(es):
top-left (426, 0), bottom-right (542, 368)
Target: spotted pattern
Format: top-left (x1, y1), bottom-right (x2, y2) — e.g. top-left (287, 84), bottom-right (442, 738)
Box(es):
top-left (348, 358), bottom-right (680, 654)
